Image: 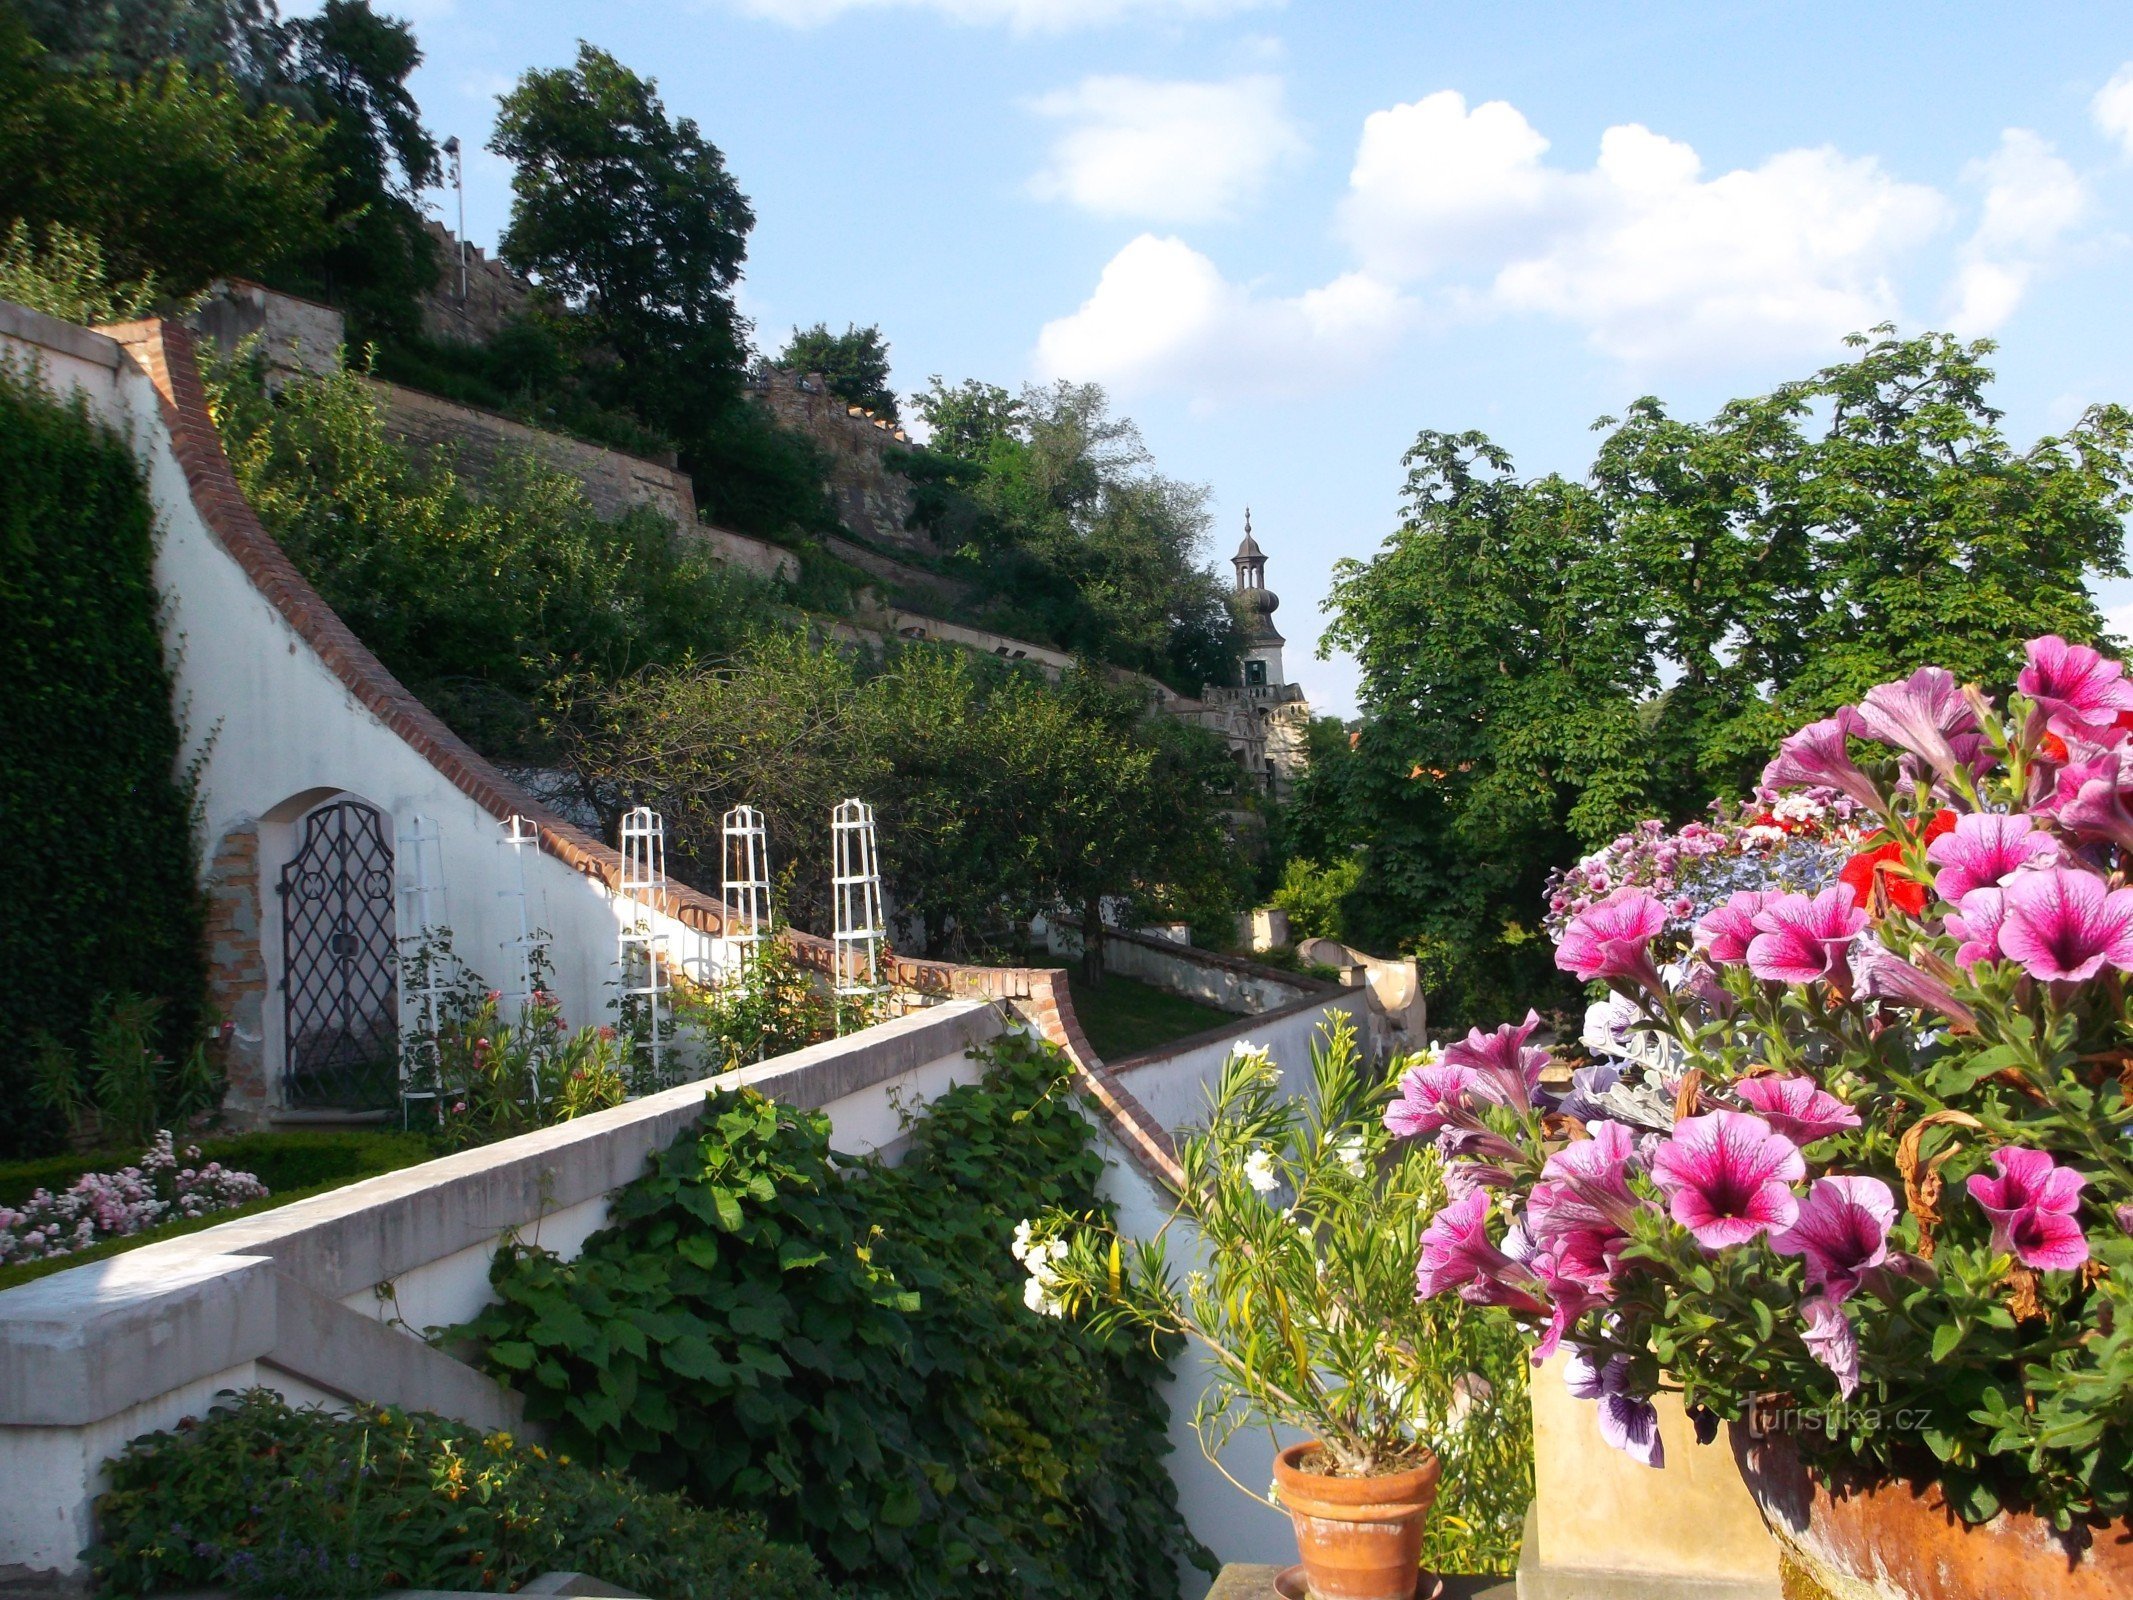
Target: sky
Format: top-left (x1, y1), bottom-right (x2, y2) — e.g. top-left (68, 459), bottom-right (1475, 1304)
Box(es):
top-left (326, 0), bottom-right (2133, 716)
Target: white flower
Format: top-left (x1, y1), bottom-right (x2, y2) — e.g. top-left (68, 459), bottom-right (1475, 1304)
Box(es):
top-left (1010, 1218), bottom-right (1034, 1263)
top-left (1022, 1275), bottom-right (1063, 1316)
top-left (1772, 793), bottom-right (1825, 825)
top-left (1334, 1135), bottom-right (1367, 1178)
top-left (1741, 823), bottom-right (1788, 849)
top-left (1243, 1148), bottom-right (1279, 1194)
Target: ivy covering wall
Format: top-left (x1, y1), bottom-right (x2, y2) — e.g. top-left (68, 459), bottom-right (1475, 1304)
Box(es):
top-left (461, 1034), bottom-right (1209, 1600)
top-left (0, 361), bottom-right (204, 1157)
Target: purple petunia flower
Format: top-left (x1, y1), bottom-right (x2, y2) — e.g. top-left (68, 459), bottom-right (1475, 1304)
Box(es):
top-left (1416, 1190), bottom-right (1546, 1310)
top-left (1441, 1010), bottom-right (1551, 1115)
top-left (1799, 1294), bottom-right (1861, 1399)
top-left (1769, 1176), bottom-right (1896, 1301)
top-left (1385, 1061), bottom-right (1475, 1140)
top-left (1529, 1120), bottom-right (1644, 1241)
top-left (1695, 890), bottom-right (1774, 966)
top-left (1850, 939), bottom-right (1979, 1033)
top-left (1852, 667), bottom-right (1978, 781)
top-left (1995, 867), bottom-right (2133, 983)
top-left (2018, 634), bottom-right (2133, 738)
top-left (1745, 888), bottom-right (1867, 985)
top-left (1965, 1146), bottom-right (2090, 1272)
top-left (1923, 812), bottom-right (2059, 904)
top-left (1555, 889), bottom-right (1669, 992)
top-left (1732, 1075), bottom-right (1861, 1144)
top-left (1649, 1110), bottom-right (1805, 1250)
top-left (1946, 886), bottom-right (2008, 968)
top-left (2037, 746), bottom-right (2133, 854)
top-left (1564, 1347), bottom-right (1665, 1467)
top-left (1761, 713), bottom-right (1883, 813)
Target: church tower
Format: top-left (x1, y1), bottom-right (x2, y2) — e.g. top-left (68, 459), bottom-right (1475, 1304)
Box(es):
top-left (1233, 510), bottom-right (1286, 691)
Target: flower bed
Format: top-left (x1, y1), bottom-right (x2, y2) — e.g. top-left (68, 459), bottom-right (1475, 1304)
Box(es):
top-left (0, 1132), bottom-right (265, 1265)
top-left (1403, 634), bottom-right (2133, 1531)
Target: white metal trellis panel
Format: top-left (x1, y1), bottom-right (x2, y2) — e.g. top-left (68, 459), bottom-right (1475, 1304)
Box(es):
top-left (618, 805), bottom-right (672, 1088)
top-left (721, 803), bottom-right (773, 978)
top-left (395, 812), bottom-right (448, 1120)
top-left (498, 814), bottom-right (547, 1097)
top-left (831, 798), bottom-right (886, 1027)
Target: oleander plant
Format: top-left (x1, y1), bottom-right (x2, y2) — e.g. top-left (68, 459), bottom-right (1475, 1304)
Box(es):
top-left (1402, 634), bottom-right (2133, 1529)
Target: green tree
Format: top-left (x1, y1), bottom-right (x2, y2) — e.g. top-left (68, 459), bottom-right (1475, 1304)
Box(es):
top-left (278, 0), bottom-right (439, 340)
top-left (0, 10), bottom-right (329, 290)
top-left (911, 376), bottom-right (1021, 460)
top-left (780, 321), bottom-right (897, 420)
top-left (491, 43), bottom-right (751, 391)
top-left (14, 0), bottom-right (284, 84)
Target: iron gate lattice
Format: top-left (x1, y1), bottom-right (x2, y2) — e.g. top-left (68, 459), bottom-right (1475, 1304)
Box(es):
top-left (279, 799), bottom-right (399, 1108)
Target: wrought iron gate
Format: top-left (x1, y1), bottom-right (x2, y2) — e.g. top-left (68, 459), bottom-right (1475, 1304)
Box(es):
top-left (279, 799), bottom-right (398, 1107)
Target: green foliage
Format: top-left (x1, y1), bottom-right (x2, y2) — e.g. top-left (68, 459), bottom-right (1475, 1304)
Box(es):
top-left (570, 637), bottom-right (1244, 959)
top-left (0, 219), bottom-right (162, 323)
top-left (275, 0), bottom-right (440, 342)
top-left (205, 352), bottom-right (775, 758)
top-left (459, 1035), bottom-right (1205, 1600)
top-left (678, 938), bottom-right (836, 1070)
top-left (905, 378), bottom-right (1242, 693)
top-left (91, 1389), bottom-right (829, 1600)
top-left (15, 0), bottom-right (284, 84)
top-left (0, 10), bottom-right (330, 291)
top-left (0, 365), bottom-right (205, 1159)
top-left (1063, 973), bottom-right (1235, 1063)
top-left (27, 991), bottom-right (219, 1150)
top-left (780, 322), bottom-right (898, 419)
top-left (1322, 331), bottom-right (2133, 1025)
top-left (1270, 855), bottom-right (1363, 944)
top-left (1031, 1015), bottom-right (1532, 1573)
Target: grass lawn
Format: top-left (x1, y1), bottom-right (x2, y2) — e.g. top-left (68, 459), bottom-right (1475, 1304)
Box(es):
top-left (1067, 972), bottom-right (1240, 1062)
top-left (0, 1129), bottom-right (441, 1292)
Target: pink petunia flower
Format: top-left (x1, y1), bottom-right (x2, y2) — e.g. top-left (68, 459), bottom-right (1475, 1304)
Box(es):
top-left (1965, 1146), bottom-right (2090, 1273)
top-left (1385, 1061), bottom-right (1475, 1140)
top-left (1746, 888), bottom-right (1868, 985)
top-left (1649, 1110), bottom-right (1806, 1251)
top-left (1946, 887), bottom-right (2009, 968)
top-left (1564, 1348), bottom-right (1665, 1467)
top-left (1528, 1231), bottom-right (1623, 1362)
top-left (1441, 1009), bottom-right (1551, 1115)
top-left (1852, 667), bottom-right (1979, 781)
top-left (1555, 889), bottom-right (1669, 992)
top-left (1850, 939), bottom-right (1979, 1033)
top-left (1770, 1176), bottom-right (1896, 1302)
top-left (2037, 747), bottom-right (2133, 854)
top-left (1761, 713), bottom-right (1884, 814)
top-left (1695, 890), bottom-right (1774, 965)
top-left (2018, 634), bottom-right (2133, 738)
top-left (1416, 1190), bottom-right (1546, 1310)
top-left (1995, 867), bottom-right (2133, 983)
top-left (1924, 812), bottom-right (2059, 904)
top-left (1733, 1075), bottom-right (1862, 1144)
top-left (1529, 1120), bottom-right (1644, 1241)
top-left (1799, 1294), bottom-right (1861, 1399)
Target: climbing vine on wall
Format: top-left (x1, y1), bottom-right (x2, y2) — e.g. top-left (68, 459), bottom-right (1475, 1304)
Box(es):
top-left (0, 361), bottom-right (206, 1158)
top-left (458, 1032), bottom-right (1209, 1600)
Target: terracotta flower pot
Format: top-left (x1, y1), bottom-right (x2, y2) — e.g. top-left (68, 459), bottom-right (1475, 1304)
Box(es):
top-left (1730, 1420), bottom-right (2133, 1600)
top-left (1271, 1440), bottom-right (1441, 1600)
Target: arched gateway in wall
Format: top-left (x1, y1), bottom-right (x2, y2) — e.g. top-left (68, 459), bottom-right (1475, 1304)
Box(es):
top-left (278, 795), bottom-right (398, 1107)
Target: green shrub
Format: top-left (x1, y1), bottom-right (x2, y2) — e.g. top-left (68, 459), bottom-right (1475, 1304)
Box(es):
top-left (0, 364), bottom-right (206, 1158)
top-left (0, 1129), bottom-right (438, 1211)
top-left (0, 219), bottom-right (161, 324)
top-left (1271, 854), bottom-right (1364, 944)
top-left (460, 1033), bottom-right (1207, 1600)
top-left (90, 1389), bottom-right (828, 1600)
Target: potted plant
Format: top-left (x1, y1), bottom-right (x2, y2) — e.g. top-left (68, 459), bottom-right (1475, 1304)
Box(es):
top-left (1018, 1012), bottom-right (1527, 1600)
top-left (1402, 635), bottom-right (2133, 1598)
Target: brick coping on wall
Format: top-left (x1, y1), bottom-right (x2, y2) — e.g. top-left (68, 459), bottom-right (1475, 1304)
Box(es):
top-left (70, 312), bottom-right (1184, 1192)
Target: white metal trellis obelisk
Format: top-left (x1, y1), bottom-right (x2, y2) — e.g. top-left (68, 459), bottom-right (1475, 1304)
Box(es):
top-left (499, 813), bottom-right (549, 1096)
top-left (395, 812), bottom-right (448, 1123)
top-left (721, 803), bottom-right (772, 979)
top-left (618, 805), bottom-right (672, 1088)
top-left (831, 798), bottom-right (886, 1031)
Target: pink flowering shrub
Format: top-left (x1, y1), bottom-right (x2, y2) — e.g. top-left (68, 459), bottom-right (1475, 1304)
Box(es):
top-left (1399, 635), bottom-right (2133, 1528)
top-left (0, 1133), bottom-right (268, 1265)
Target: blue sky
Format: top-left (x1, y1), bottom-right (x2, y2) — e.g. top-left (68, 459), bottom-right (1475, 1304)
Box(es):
top-left (350, 0), bottom-right (2133, 715)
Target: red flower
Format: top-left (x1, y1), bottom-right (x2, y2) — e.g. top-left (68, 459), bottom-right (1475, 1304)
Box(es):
top-left (1838, 811), bottom-right (1954, 917)
top-left (2041, 731), bottom-right (2070, 763)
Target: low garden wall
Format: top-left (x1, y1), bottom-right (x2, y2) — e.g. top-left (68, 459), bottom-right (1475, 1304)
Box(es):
top-left (0, 1002), bottom-right (1006, 1591)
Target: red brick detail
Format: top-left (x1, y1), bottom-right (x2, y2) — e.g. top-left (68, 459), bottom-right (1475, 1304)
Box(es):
top-left (202, 821), bottom-right (268, 1125)
top-left (101, 320), bottom-right (1180, 1180)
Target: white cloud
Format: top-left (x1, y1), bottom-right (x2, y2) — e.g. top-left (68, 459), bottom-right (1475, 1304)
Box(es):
top-left (1337, 91), bottom-right (1950, 365)
top-left (729, 0), bottom-right (1272, 29)
top-left (1034, 234), bottom-right (1409, 395)
top-left (2093, 62), bottom-right (2133, 158)
top-left (1028, 75), bottom-right (1305, 224)
top-left (1945, 129), bottom-right (2087, 335)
